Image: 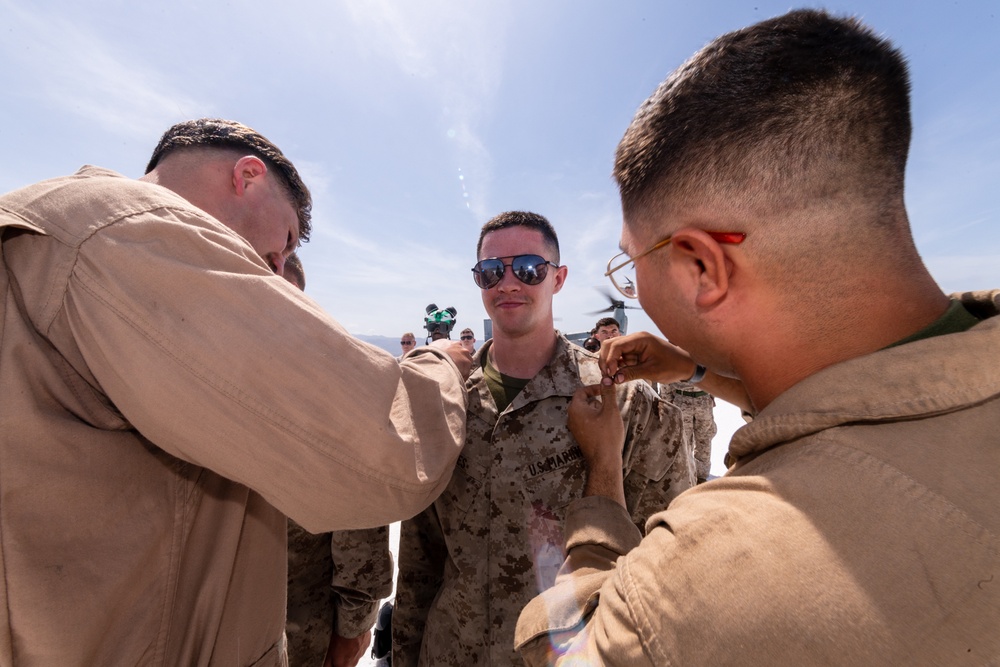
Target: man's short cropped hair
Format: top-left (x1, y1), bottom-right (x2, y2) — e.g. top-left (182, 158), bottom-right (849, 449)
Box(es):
top-left (614, 9), bottom-right (911, 222)
top-left (477, 211), bottom-right (560, 264)
top-left (595, 317), bottom-right (619, 330)
top-left (402, 332), bottom-right (416, 339)
top-left (146, 118), bottom-right (312, 242)
top-left (461, 328), bottom-right (475, 337)
top-left (284, 252), bottom-right (305, 290)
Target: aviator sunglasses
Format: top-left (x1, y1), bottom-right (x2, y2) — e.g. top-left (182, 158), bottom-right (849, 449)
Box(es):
top-left (471, 255), bottom-right (560, 290)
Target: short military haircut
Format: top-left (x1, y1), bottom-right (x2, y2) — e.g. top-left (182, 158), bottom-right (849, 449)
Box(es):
top-left (461, 328), bottom-right (475, 336)
top-left (284, 252), bottom-right (305, 290)
top-left (146, 118), bottom-right (313, 242)
top-left (614, 10), bottom-right (911, 222)
top-left (401, 332), bottom-right (416, 339)
top-left (595, 317), bottom-right (619, 330)
top-left (477, 211), bottom-right (560, 264)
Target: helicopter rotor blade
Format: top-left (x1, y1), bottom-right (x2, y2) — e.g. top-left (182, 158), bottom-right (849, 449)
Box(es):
top-left (593, 286), bottom-right (643, 311)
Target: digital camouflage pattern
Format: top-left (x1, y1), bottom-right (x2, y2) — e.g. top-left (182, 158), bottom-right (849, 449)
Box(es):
top-left (392, 334), bottom-right (694, 666)
top-left (286, 523), bottom-right (393, 664)
top-left (661, 382), bottom-right (718, 482)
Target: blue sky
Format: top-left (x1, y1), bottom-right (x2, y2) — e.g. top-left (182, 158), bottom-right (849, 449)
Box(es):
top-left (3, 1), bottom-right (998, 471)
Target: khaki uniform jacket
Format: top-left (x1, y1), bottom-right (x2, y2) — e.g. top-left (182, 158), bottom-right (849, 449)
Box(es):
top-left (0, 168), bottom-right (467, 666)
top-left (517, 290), bottom-right (1000, 666)
top-left (395, 335), bottom-right (693, 666)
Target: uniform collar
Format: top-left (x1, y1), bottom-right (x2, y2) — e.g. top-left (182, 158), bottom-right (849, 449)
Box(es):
top-left (468, 333), bottom-right (603, 418)
top-left (730, 289), bottom-right (1000, 463)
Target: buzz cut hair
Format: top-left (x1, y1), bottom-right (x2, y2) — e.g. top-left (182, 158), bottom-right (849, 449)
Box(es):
top-left (614, 9), bottom-right (911, 222)
top-left (146, 118), bottom-right (312, 242)
top-left (284, 252), bottom-right (305, 290)
top-left (477, 211), bottom-right (560, 264)
top-left (595, 317), bottom-right (620, 330)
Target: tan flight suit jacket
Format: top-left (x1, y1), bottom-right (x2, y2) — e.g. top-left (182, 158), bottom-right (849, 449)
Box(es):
top-left (517, 290), bottom-right (1000, 665)
top-left (0, 167), bottom-right (466, 665)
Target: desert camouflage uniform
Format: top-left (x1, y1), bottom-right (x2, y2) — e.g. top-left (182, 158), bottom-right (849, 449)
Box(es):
top-left (661, 381), bottom-right (718, 482)
top-left (392, 334), bottom-right (693, 666)
top-left (286, 523), bottom-right (393, 665)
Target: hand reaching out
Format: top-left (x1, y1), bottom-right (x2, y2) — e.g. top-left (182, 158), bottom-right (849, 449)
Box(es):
top-left (598, 332), bottom-right (753, 412)
top-left (567, 382), bottom-right (626, 508)
top-left (598, 332), bottom-right (697, 386)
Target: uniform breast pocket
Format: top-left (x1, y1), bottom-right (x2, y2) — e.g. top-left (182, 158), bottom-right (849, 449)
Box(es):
top-left (519, 449), bottom-right (590, 588)
top-left (623, 436), bottom-right (693, 531)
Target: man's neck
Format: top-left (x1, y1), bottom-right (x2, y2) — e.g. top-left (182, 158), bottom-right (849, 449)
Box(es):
top-left (736, 281), bottom-right (950, 411)
top-left (489, 327), bottom-right (558, 379)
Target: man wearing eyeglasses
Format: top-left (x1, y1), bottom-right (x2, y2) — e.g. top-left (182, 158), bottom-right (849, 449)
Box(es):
top-left (516, 10), bottom-right (1000, 665)
top-left (459, 327), bottom-right (477, 354)
top-left (389, 210), bottom-right (692, 666)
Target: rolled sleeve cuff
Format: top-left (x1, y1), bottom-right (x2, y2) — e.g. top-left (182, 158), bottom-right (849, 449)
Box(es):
top-left (334, 600), bottom-right (381, 639)
top-left (564, 495), bottom-right (643, 554)
top-left (405, 346), bottom-right (467, 387)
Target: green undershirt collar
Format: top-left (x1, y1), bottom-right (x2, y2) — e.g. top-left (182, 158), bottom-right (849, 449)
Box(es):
top-left (887, 299), bottom-right (979, 349)
top-left (482, 353), bottom-right (531, 413)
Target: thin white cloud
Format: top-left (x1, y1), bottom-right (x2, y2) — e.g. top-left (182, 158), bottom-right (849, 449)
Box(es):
top-left (1, 2), bottom-right (204, 138)
top-left (342, 0), bottom-right (437, 79)
top-left (341, 0), bottom-right (509, 217)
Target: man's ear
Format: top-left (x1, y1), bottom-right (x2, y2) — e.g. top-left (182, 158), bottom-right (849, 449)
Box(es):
top-left (668, 228), bottom-right (733, 308)
top-left (552, 264), bottom-right (569, 295)
top-left (232, 155), bottom-right (268, 196)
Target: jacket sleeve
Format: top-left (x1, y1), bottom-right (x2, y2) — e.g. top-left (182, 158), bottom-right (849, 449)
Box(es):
top-left (330, 527), bottom-right (394, 638)
top-left (52, 206), bottom-right (468, 531)
top-left (619, 382), bottom-right (695, 532)
top-left (392, 503), bottom-right (447, 667)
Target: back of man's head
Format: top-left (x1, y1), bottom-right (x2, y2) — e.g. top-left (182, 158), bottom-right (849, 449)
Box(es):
top-left (615, 10), bottom-right (920, 292)
top-left (146, 118), bottom-right (312, 242)
top-left (477, 211), bottom-right (560, 263)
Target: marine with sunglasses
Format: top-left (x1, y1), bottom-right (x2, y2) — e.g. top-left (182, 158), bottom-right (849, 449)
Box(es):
top-left (385, 211), bottom-right (693, 666)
